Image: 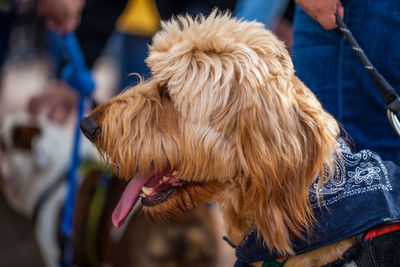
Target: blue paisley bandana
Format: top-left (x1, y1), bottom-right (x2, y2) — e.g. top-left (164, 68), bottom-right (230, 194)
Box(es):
top-left (233, 139), bottom-right (400, 266)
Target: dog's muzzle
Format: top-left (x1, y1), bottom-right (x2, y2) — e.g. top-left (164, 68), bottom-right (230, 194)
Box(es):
top-left (80, 116), bottom-right (99, 142)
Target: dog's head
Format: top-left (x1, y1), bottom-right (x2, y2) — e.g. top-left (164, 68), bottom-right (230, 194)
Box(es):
top-left (82, 12), bottom-right (339, 254)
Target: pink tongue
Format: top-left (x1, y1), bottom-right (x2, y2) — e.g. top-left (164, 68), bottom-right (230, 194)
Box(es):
top-left (112, 171), bottom-right (154, 229)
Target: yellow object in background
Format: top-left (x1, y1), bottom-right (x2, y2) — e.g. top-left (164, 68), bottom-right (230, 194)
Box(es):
top-left (117, 0), bottom-right (161, 36)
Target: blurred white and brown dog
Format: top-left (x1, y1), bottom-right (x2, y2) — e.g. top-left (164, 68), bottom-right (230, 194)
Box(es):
top-left (0, 112), bottom-right (96, 267)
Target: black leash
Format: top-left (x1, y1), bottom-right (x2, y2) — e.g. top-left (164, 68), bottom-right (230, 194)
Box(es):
top-left (335, 13), bottom-right (400, 138)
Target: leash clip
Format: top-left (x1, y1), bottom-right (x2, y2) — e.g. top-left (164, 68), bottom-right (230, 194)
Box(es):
top-left (387, 109), bottom-right (400, 138)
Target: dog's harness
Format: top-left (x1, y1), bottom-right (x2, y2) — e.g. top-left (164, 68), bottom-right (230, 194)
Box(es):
top-left (364, 221), bottom-right (400, 240)
top-left (226, 139), bottom-right (400, 267)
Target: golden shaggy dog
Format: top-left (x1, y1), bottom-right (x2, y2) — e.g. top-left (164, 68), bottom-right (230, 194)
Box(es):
top-left (81, 12), bottom-right (356, 266)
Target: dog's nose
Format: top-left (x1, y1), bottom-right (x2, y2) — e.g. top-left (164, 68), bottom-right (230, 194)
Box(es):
top-left (80, 116), bottom-right (99, 142)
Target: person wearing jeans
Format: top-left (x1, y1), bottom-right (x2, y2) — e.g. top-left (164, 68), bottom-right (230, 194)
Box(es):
top-left (292, 0), bottom-right (400, 163)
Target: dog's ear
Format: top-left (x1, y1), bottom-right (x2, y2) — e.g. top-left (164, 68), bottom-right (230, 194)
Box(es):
top-left (236, 73), bottom-right (339, 255)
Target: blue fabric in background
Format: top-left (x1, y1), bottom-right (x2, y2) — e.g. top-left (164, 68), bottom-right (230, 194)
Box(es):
top-left (292, 0), bottom-right (400, 163)
top-left (234, 0), bottom-right (289, 28)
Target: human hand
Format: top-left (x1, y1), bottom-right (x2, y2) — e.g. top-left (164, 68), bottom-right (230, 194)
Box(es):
top-left (295, 0), bottom-right (344, 30)
top-left (37, 0), bottom-right (85, 33)
top-left (27, 82), bottom-right (78, 125)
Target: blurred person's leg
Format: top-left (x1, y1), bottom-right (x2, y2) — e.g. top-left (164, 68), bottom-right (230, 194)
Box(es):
top-left (76, 0), bottom-right (128, 68)
top-left (0, 6), bottom-right (15, 96)
top-left (235, 0), bottom-right (294, 51)
top-left (115, 0), bottom-right (159, 92)
top-left (0, 12), bottom-right (14, 66)
top-left (235, 0), bottom-right (290, 28)
top-left (293, 0), bottom-right (400, 162)
top-left (119, 33), bottom-right (151, 91)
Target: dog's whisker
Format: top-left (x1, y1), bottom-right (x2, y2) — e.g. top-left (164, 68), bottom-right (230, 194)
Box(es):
top-left (199, 184), bottom-right (212, 195)
top-left (186, 188), bottom-right (196, 209)
top-left (179, 190), bottom-right (189, 211)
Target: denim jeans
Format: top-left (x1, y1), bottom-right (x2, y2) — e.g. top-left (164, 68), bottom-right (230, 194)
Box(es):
top-left (292, 0), bottom-right (400, 163)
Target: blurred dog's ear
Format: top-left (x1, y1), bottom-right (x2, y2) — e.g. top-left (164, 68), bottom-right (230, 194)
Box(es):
top-left (12, 125), bottom-right (41, 150)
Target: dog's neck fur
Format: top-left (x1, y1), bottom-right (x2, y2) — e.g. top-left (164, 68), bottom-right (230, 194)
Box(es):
top-left (220, 181), bottom-right (255, 246)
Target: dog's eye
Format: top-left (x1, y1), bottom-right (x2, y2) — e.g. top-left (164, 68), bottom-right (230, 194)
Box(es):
top-left (159, 84), bottom-right (171, 100)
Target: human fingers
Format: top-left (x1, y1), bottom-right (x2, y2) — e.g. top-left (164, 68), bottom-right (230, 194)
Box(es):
top-left (296, 0), bottom-right (343, 30)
